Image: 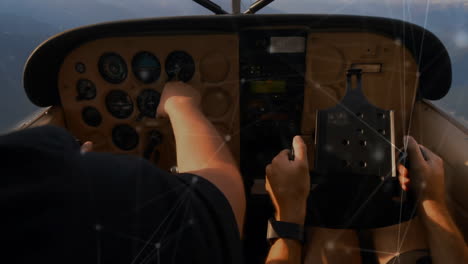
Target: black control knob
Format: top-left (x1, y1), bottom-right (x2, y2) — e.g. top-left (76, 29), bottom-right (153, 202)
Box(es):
top-left (144, 130), bottom-right (163, 160)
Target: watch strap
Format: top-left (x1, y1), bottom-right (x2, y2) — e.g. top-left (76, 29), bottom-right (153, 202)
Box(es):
top-left (267, 217), bottom-right (304, 244)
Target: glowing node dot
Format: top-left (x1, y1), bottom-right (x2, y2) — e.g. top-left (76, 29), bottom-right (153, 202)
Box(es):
top-left (421, 181), bottom-right (427, 189)
top-left (95, 224), bottom-right (102, 231)
top-left (454, 31), bottom-right (468, 48)
top-left (315, 83), bottom-right (321, 89)
top-left (191, 176), bottom-right (198, 184)
top-left (325, 241), bottom-right (335, 250)
top-left (373, 149), bottom-right (384, 161)
top-left (395, 252), bottom-right (400, 257)
top-left (464, 160), bottom-right (468, 167)
top-left (224, 134), bottom-right (232, 142)
top-left (324, 144), bottom-right (333, 152)
top-left (155, 243), bottom-right (161, 249)
top-left (394, 38), bottom-right (402, 46)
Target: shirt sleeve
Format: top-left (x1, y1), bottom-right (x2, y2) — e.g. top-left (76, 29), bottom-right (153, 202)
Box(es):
top-left (0, 125), bottom-right (243, 264)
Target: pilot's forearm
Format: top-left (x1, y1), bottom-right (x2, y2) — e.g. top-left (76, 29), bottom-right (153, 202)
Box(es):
top-left (166, 100), bottom-right (235, 171)
top-left (166, 99), bottom-right (245, 229)
top-left (420, 200), bottom-right (468, 264)
top-left (266, 239), bottom-right (303, 264)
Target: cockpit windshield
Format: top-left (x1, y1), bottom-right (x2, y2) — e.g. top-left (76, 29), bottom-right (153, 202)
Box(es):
top-left (0, 0), bottom-right (466, 130)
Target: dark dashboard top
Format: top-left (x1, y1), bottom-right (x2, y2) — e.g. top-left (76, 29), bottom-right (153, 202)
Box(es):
top-left (23, 14), bottom-right (451, 107)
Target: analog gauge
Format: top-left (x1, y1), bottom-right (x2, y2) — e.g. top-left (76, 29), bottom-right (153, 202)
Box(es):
top-left (132, 52), bottom-right (161, 83)
top-left (165, 51), bottom-right (195, 82)
top-left (200, 53), bottom-right (229, 82)
top-left (112, 124), bottom-right (139, 151)
top-left (202, 88), bottom-right (230, 118)
top-left (137, 89), bottom-right (161, 118)
top-left (105, 90), bottom-right (133, 119)
top-left (82, 107), bottom-right (102, 127)
top-left (98, 53), bottom-right (127, 84)
top-left (76, 79), bottom-right (96, 100)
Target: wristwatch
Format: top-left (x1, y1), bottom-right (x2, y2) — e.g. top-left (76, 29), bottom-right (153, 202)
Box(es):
top-left (266, 217), bottom-right (304, 244)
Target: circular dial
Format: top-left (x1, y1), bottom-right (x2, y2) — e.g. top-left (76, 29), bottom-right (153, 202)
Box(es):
top-left (112, 125), bottom-right (139, 151)
top-left (82, 107), bottom-right (102, 127)
top-left (98, 53), bottom-right (128, 84)
top-left (200, 53), bottom-right (229, 82)
top-left (76, 79), bottom-right (96, 100)
top-left (105, 90), bottom-right (134, 119)
top-left (137, 89), bottom-right (161, 118)
top-left (165, 51), bottom-right (195, 82)
top-left (202, 88), bottom-right (230, 118)
top-left (132, 52), bottom-right (161, 83)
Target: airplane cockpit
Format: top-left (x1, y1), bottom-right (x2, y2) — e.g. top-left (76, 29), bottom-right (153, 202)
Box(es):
top-left (13, 1), bottom-right (468, 262)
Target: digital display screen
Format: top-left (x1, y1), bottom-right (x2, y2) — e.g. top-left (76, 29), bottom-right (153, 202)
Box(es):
top-left (250, 80), bottom-right (287, 94)
top-left (269, 37), bottom-right (306, 53)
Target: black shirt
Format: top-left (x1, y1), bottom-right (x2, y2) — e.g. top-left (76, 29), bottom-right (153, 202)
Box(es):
top-left (0, 126), bottom-right (242, 263)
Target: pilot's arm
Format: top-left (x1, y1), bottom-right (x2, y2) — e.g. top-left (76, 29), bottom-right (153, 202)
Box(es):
top-left (156, 81), bottom-right (246, 232)
top-left (265, 136), bottom-right (310, 264)
top-left (399, 136), bottom-right (468, 264)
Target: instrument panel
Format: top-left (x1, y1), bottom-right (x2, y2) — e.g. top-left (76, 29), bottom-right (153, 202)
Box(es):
top-left (58, 30), bottom-right (419, 182)
top-left (59, 34), bottom-right (240, 170)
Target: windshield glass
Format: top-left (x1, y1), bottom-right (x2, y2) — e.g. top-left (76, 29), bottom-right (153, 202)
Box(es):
top-left (0, 0), bottom-right (466, 131)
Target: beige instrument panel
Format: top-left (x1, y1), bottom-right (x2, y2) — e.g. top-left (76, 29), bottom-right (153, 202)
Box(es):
top-left (303, 32), bottom-right (418, 170)
top-left (59, 34), bottom-right (240, 170)
top-left (58, 31), bottom-right (418, 172)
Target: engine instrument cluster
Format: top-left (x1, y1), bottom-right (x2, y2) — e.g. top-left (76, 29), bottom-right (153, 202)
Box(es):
top-left (58, 35), bottom-right (240, 169)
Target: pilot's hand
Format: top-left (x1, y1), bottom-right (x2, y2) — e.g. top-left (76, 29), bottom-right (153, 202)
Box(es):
top-left (265, 136), bottom-right (310, 224)
top-left (156, 81), bottom-right (201, 118)
top-left (399, 136), bottom-right (445, 204)
top-left (80, 141), bottom-right (93, 154)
